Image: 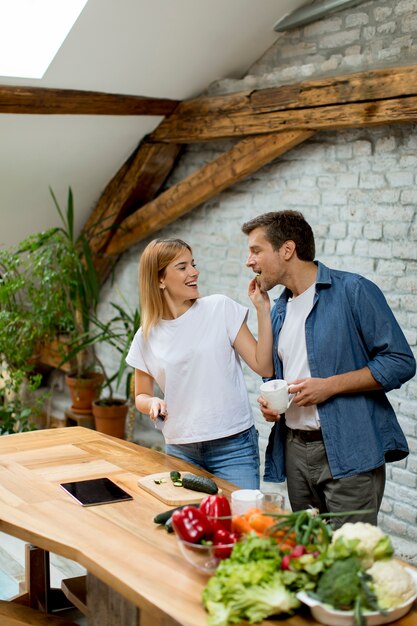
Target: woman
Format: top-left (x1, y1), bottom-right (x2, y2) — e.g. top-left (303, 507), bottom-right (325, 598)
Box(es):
top-left (126, 238), bottom-right (273, 488)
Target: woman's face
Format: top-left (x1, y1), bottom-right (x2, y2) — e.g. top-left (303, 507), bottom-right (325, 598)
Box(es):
top-left (160, 248), bottom-right (200, 303)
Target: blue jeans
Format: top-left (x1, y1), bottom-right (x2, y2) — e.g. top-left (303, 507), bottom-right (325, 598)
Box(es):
top-left (165, 426), bottom-right (260, 489)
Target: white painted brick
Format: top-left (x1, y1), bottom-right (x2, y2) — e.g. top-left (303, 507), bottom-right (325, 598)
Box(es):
top-left (321, 190), bottom-right (347, 205)
top-left (400, 189), bottom-right (417, 203)
top-left (374, 6), bottom-right (393, 21)
top-left (402, 295), bottom-right (417, 312)
top-left (386, 171), bottom-right (414, 187)
top-left (359, 172), bottom-right (385, 188)
top-left (375, 136), bottom-right (397, 152)
top-left (377, 259), bottom-right (406, 275)
top-left (377, 21), bottom-right (397, 35)
top-left (363, 223), bottom-right (382, 239)
top-left (392, 241), bottom-right (417, 261)
top-left (329, 222), bottom-right (347, 238)
top-left (320, 29), bottom-right (360, 49)
top-left (368, 240), bottom-right (393, 258)
top-left (353, 140), bottom-right (373, 156)
top-left (336, 239), bottom-right (354, 255)
top-left (363, 26), bottom-right (377, 40)
top-left (401, 14), bottom-right (417, 32)
top-left (348, 222), bottom-right (363, 237)
top-left (280, 42), bottom-right (317, 59)
top-left (346, 12), bottom-right (369, 27)
top-left (303, 17), bottom-right (342, 37)
top-left (395, 1), bottom-right (417, 16)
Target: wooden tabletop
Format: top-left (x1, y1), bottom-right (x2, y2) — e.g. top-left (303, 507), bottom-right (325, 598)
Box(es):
top-left (0, 427), bottom-right (415, 626)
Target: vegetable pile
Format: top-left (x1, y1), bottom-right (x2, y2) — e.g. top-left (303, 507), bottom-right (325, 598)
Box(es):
top-left (156, 492), bottom-right (416, 626)
top-left (200, 512), bottom-right (416, 626)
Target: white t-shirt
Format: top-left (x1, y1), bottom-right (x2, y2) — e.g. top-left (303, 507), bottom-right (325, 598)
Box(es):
top-left (126, 294), bottom-right (254, 444)
top-left (278, 282), bottom-right (320, 430)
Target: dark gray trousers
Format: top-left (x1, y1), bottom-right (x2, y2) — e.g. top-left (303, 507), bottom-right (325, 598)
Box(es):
top-left (285, 429), bottom-right (386, 528)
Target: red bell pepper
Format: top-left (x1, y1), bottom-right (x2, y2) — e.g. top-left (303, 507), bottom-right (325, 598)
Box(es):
top-left (171, 505), bottom-right (213, 543)
top-left (212, 528), bottom-right (239, 559)
top-left (199, 495), bottom-right (232, 532)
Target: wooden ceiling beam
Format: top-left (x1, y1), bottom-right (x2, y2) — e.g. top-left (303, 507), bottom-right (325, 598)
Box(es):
top-left (105, 130), bottom-right (314, 256)
top-left (82, 141), bottom-right (182, 279)
top-left (0, 85), bottom-right (179, 116)
top-left (151, 64), bottom-right (417, 142)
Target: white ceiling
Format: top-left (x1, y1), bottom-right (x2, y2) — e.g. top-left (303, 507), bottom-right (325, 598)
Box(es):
top-left (0, 0), bottom-right (310, 248)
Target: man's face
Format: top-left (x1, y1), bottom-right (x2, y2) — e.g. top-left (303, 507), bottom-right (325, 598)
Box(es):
top-left (246, 227), bottom-right (285, 291)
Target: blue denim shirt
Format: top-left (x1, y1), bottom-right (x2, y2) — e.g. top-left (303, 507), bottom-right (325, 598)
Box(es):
top-left (264, 261), bottom-right (416, 483)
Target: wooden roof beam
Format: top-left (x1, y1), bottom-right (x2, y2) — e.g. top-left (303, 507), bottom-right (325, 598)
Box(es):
top-left (82, 141), bottom-right (182, 279)
top-left (151, 64), bottom-right (417, 142)
top-left (0, 85), bottom-right (179, 116)
top-left (106, 130), bottom-right (314, 256)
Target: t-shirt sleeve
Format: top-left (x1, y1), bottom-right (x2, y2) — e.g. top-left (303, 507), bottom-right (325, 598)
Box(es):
top-left (223, 296), bottom-right (249, 344)
top-left (125, 328), bottom-right (150, 374)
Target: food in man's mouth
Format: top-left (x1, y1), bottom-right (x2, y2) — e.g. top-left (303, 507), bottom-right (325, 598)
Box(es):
top-left (255, 274), bottom-right (261, 285)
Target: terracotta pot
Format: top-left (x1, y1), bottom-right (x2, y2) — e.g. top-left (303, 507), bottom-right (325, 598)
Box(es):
top-left (65, 372), bottom-right (104, 414)
top-left (92, 399), bottom-right (129, 439)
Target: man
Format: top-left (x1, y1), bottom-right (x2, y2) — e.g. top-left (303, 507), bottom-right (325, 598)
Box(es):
top-left (242, 210), bottom-right (416, 525)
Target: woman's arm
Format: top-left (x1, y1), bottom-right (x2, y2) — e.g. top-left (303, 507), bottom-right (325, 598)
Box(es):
top-left (134, 369), bottom-right (167, 421)
top-left (233, 278), bottom-right (273, 377)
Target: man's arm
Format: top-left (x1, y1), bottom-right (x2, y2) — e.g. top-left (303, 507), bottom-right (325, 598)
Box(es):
top-left (289, 367), bottom-right (381, 407)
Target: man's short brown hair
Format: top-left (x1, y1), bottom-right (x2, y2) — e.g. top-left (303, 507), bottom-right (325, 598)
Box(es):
top-left (242, 210), bottom-right (315, 261)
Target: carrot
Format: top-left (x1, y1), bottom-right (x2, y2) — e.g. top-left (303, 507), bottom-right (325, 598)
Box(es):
top-left (232, 515), bottom-right (254, 536)
top-left (247, 512), bottom-right (276, 534)
top-left (243, 507), bottom-right (263, 519)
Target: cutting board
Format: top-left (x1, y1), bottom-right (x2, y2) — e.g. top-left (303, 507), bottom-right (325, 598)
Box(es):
top-left (137, 472), bottom-right (222, 505)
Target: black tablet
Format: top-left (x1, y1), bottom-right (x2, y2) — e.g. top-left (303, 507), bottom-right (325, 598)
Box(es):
top-left (60, 477), bottom-right (133, 506)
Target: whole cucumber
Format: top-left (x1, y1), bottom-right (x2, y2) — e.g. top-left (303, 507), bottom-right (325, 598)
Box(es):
top-left (181, 473), bottom-right (218, 494)
top-left (153, 504), bottom-right (188, 525)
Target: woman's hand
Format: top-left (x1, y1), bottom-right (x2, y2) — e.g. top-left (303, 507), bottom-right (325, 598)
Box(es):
top-left (248, 277), bottom-right (270, 312)
top-left (149, 398), bottom-right (168, 422)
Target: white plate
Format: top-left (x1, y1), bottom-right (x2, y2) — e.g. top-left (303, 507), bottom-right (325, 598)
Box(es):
top-left (297, 567), bottom-right (417, 626)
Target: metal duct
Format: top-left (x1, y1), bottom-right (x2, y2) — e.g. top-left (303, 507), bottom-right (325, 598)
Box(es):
top-left (274, 0), bottom-right (369, 32)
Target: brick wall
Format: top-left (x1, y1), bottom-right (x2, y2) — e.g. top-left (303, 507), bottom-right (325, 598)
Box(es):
top-left (98, 0), bottom-right (417, 546)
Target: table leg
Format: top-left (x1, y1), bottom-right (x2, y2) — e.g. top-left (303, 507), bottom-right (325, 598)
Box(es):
top-left (87, 574), bottom-right (138, 625)
top-left (86, 574), bottom-right (183, 626)
top-left (25, 545), bottom-right (75, 613)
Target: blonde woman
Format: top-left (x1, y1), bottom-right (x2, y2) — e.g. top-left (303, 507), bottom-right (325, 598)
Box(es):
top-left (126, 238), bottom-right (273, 488)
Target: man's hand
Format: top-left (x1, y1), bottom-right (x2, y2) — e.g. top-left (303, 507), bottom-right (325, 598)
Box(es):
top-left (258, 395), bottom-right (281, 422)
top-left (288, 377), bottom-right (332, 406)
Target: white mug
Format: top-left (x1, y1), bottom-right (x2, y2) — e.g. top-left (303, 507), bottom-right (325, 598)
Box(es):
top-left (259, 379), bottom-right (294, 413)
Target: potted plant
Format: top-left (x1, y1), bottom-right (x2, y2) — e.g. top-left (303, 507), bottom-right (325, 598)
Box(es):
top-left (0, 204), bottom-right (80, 431)
top-left (47, 188), bottom-right (104, 413)
top-left (0, 187), bottom-right (104, 423)
top-left (89, 299), bottom-right (140, 439)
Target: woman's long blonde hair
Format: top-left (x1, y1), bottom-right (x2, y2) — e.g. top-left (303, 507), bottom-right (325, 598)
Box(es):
top-left (139, 238), bottom-right (192, 338)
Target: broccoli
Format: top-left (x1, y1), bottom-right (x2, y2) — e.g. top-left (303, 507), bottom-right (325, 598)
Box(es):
top-left (315, 557), bottom-right (362, 610)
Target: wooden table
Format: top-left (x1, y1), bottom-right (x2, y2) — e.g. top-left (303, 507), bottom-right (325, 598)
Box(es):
top-left (0, 427), bottom-right (415, 626)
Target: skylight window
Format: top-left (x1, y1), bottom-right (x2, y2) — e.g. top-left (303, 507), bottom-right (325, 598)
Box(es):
top-left (0, 0), bottom-right (88, 79)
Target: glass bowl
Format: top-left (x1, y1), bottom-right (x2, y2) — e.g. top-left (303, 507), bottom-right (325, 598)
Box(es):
top-left (176, 537), bottom-right (236, 574)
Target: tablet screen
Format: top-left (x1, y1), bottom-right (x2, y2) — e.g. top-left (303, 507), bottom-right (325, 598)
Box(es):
top-left (60, 477), bottom-right (133, 506)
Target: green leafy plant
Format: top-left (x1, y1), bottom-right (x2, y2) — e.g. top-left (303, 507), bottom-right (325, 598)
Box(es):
top-left (0, 369), bottom-right (43, 434)
top-left (0, 186), bottom-right (102, 432)
top-left (88, 297), bottom-right (140, 403)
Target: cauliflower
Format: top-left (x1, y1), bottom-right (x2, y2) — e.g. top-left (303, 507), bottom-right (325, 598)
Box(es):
top-left (330, 522), bottom-right (393, 569)
top-left (367, 560), bottom-right (416, 609)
